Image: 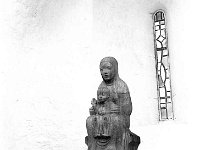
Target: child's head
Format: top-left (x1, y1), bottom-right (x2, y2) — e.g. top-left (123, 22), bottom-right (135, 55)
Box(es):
top-left (97, 87), bottom-right (110, 103)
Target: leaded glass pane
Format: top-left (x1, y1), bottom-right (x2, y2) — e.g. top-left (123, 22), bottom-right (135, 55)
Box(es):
top-left (153, 10), bottom-right (174, 121)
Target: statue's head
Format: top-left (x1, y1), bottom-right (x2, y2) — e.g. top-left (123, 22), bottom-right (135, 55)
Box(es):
top-left (97, 87), bottom-right (110, 103)
top-left (100, 57), bottom-right (119, 84)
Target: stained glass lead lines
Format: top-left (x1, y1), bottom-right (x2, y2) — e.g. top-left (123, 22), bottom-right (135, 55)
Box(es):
top-left (153, 10), bottom-right (174, 121)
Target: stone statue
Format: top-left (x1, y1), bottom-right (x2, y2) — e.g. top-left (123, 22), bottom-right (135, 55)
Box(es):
top-left (86, 57), bottom-right (140, 150)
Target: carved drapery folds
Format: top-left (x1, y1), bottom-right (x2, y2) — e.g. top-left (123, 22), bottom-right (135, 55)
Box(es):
top-left (86, 57), bottom-right (140, 150)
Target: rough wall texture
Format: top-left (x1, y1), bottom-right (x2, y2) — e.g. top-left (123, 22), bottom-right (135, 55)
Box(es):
top-left (0, 0), bottom-right (196, 150)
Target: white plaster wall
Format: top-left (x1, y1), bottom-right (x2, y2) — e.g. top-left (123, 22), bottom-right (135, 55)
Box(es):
top-left (0, 0), bottom-right (199, 150)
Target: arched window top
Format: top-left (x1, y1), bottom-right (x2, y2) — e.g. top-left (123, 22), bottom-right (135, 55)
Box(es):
top-left (154, 10), bottom-right (165, 22)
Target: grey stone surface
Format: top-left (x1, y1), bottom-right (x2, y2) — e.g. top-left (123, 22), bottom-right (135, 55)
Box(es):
top-left (86, 57), bottom-right (140, 150)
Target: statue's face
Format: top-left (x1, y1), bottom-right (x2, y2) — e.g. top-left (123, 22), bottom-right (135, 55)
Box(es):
top-left (100, 61), bottom-right (115, 82)
top-left (98, 92), bottom-right (109, 102)
top-left (97, 88), bottom-right (110, 103)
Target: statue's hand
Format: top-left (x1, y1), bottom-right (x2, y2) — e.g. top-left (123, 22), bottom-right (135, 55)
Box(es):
top-left (89, 107), bottom-right (96, 115)
top-left (91, 98), bottom-right (97, 107)
top-left (110, 105), bottom-right (120, 114)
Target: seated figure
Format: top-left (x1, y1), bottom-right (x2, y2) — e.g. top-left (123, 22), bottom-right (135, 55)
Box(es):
top-left (86, 57), bottom-right (140, 150)
top-left (87, 86), bottom-right (120, 138)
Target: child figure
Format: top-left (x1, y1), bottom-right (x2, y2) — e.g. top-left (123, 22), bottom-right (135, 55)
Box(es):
top-left (89, 86), bottom-right (119, 137)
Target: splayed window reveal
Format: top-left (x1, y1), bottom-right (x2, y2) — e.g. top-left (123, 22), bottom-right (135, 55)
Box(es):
top-left (153, 10), bottom-right (174, 121)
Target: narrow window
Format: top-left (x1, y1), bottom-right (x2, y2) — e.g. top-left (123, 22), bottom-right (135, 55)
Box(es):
top-left (153, 10), bottom-right (174, 121)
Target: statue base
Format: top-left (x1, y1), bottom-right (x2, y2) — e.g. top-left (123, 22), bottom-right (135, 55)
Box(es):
top-left (85, 131), bottom-right (140, 150)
